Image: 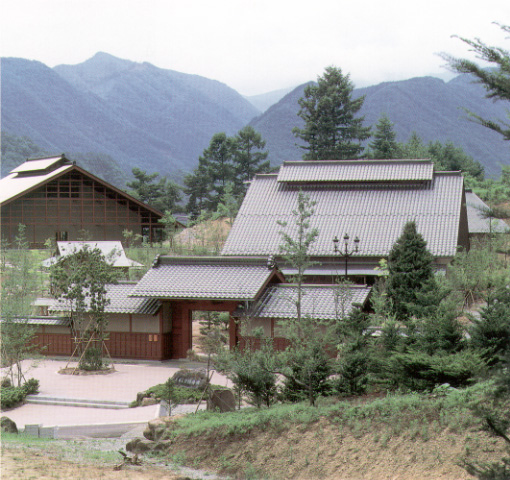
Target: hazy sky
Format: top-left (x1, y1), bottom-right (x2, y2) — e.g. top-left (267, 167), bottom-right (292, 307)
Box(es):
top-left (2, 0), bottom-right (509, 95)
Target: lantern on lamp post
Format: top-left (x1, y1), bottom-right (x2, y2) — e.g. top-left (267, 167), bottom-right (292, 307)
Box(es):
top-left (333, 233), bottom-right (360, 278)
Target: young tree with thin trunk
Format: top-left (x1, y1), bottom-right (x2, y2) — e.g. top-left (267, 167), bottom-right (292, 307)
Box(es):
top-left (0, 224), bottom-right (39, 386)
top-left (50, 245), bottom-right (118, 370)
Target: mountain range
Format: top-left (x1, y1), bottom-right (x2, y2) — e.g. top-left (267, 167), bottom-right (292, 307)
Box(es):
top-left (250, 76), bottom-right (509, 177)
top-left (2, 53), bottom-right (508, 181)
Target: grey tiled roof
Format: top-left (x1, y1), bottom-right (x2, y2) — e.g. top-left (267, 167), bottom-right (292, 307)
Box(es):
top-left (277, 160), bottom-right (434, 183)
top-left (237, 284), bottom-right (371, 320)
top-left (103, 284), bottom-right (161, 314)
top-left (0, 316), bottom-right (70, 326)
top-left (222, 167), bottom-right (463, 258)
top-left (466, 192), bottom-right (509, 234)
top-left (50, 283), bottom-right (161, 315)
top-left (130, 256), bottom-right (276, 300)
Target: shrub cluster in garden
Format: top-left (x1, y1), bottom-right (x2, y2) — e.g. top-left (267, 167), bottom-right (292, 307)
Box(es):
top-left (132, 380), bottom-right (229, 407)
top-left (1, 378), bottom-right (39, 410)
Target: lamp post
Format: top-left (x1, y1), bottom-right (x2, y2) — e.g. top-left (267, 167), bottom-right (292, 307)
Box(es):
top-left (333, 233), bottom-right (360, 278)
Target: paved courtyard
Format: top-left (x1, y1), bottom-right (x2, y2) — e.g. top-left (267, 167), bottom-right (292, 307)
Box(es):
top-left (1, 358), bottom-right (229, 432)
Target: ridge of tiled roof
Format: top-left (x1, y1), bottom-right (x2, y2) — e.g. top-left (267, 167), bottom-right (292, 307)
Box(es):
top-left (222, 170), bottom-right (464, 258)
top-left (277, 159), bottom-right (434, 183)
top-left (154, 255), bottom-right (273, 266)
top-left (131, 255), bottom-right (277, 300)
top-left (237, 283), bottom-right (371, 320)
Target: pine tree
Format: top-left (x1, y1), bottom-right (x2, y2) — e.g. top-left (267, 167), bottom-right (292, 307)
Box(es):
top-left (185, 133), bottom-right (235, 215)
top-left (369, 114), bottom-right (400, 159)
top-left (232, 126), bottom-right (270, 196)
top-left (127, 168), bottom-right (181, 212)
top-left (386, 221), bottom-right (436, 320)
top-left (401, 131), bottom-right (428, 158)
top-left (183, 162), bottom-right (211, 219)
top-left (470, 287), bottom-right (510, 367)
top-left (293, 66), bottom-right (371, 160)
top-left (204, 132), bottom-right (235, 209)
top-left (443, 23), bottom-right (510, 142)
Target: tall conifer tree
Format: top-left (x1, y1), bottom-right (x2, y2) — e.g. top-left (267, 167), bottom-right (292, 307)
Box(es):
top-left (293, 66), bottom-right (371, 160)
top-left (232, 126), bottom-right (270, 196)
top-left (369, 114), bottom-right (400, 159)
top-left (443, 23), bottom-right (510, 142)
top-left (386, 221), bottom-right (436, 319)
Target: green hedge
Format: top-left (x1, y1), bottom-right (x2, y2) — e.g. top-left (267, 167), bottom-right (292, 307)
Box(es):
top-left (0, 379), bottom-right (39, 410)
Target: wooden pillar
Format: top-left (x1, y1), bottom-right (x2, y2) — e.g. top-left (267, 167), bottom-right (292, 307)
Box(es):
top-left (229, 313), bottom-right (238, 350)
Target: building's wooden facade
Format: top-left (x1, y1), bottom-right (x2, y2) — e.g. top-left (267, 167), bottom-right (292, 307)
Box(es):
top-left (1, 156), bottom-right (165, 248)
top-left (31, 313), bottom-right (172, 361)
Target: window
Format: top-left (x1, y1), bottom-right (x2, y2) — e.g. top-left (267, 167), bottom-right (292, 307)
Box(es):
top-left (56, 231), bottom-right (68, 241)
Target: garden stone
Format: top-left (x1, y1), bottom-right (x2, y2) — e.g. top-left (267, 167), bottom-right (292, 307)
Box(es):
top-left (141, 397), bottom-right (158, 406)
top-left (207, 388), bottom-right (235, 412)
top-left (1, 416), bottom-right (18, 434)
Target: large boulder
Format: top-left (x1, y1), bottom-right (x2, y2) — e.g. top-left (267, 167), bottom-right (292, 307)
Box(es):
top-left (172, 369), bottom-right (208, 390)
top-left (207, 388), bottom-right (236, 412)
top-left (1, 416), bottom-right (18, 434)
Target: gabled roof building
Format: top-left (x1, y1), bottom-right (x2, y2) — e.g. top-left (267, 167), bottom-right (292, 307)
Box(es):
top-left (465, 191), bottom-right (509, 237)
top-left (29, 283), bottom-right (165, 359)
top-left (0, 155), bottom-right (169, 248)
top-left (223, 160), bottom-right (469, 281)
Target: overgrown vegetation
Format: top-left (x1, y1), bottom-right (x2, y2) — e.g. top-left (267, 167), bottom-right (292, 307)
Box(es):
top-left (164, 382), bottom-right (492, 439)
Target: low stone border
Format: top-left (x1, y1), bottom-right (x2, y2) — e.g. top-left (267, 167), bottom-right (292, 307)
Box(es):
top-left (58, 366), bottom-right (116, 376)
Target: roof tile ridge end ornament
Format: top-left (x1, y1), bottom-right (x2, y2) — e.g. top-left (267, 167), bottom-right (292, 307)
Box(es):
top-left (434, 170), bottom-right (463, 176)
top-left (152, 254), bottom-right (161, 268)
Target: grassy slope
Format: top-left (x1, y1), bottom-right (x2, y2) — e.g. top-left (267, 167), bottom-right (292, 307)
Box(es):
top-left (155, 383), bottom-right (507, 480)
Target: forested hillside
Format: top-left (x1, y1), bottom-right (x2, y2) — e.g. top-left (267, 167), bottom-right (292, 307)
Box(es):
top-left (2, 54), bottom-right (259, 180)
top-left (2, 53), bottom-right (509, 180)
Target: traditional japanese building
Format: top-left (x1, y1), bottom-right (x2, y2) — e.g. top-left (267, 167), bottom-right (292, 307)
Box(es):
top-left (222, 159), bottom-right (470, 282)
top-left (22, 159), bottom-right (471, 360)
top-left (124, 159), bottom-right (469, 359)
top-left (31, 283), bottom-right (164, 360)
top-left (0, 155), bottom-right (171, 247)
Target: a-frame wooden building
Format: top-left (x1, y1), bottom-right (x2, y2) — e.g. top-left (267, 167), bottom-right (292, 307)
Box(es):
top-left (0, 155), bottom-right (169, 247)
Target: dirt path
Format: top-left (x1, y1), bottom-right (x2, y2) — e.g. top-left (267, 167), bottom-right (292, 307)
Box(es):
top-left (1, 438), bottom-right (223, 480)
top-left (2, 448), bottom-right (184, 480)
